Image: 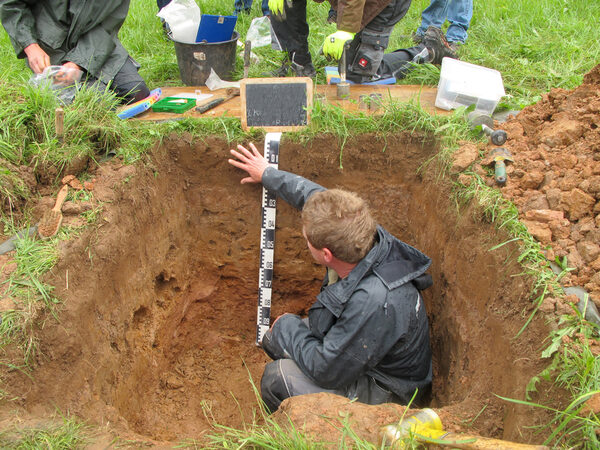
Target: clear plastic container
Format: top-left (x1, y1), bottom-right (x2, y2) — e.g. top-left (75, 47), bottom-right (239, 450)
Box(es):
top-left (435, 57), bottom-right (505, 115)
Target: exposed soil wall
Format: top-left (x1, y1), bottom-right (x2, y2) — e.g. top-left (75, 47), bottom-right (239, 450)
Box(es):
top-left (1, 132), bottom-right (553, 445)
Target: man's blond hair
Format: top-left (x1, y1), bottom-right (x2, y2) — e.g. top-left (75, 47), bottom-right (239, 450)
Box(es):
top-left (301, 189), bottom-right (376, 263)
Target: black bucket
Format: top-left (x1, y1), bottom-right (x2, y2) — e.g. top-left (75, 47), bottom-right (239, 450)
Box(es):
top-left (172, 31), bottom-right (239, 86)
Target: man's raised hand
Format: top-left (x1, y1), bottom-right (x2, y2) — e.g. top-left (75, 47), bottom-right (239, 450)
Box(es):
top-left (228, 143), bottom-right (269, 184)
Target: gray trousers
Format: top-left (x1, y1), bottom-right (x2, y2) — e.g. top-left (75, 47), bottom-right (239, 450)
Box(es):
top-left (260, 358), bottom-right (402, 412)
top-left (85, 56), bottom-right (150, 104)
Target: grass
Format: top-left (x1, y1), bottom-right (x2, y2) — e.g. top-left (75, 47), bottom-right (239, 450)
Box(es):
top-left (0, 0), bottom-right (599, 446)
top-left (0, 415), bottom-right (90, 449)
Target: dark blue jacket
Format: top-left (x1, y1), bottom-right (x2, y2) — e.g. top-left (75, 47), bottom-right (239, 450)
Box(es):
top-left (263, 167), bottom-right (432, 402)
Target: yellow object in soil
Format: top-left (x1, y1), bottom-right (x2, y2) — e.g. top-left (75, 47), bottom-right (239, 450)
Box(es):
top-left (381, 408), bottom-right (549, 449)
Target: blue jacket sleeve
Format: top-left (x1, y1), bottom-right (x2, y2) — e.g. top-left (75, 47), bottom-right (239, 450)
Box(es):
top-left (261, 167), bottom-right (325, 211)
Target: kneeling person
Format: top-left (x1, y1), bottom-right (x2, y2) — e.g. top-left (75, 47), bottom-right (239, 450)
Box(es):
top-left (229, 143), bottom-right (433, 412)
top-left (0, 0), bottom-right (150, 104)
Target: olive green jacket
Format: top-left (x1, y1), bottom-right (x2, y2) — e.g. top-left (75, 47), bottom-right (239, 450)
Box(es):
top-left (0, 0), bottom-right (131, 83)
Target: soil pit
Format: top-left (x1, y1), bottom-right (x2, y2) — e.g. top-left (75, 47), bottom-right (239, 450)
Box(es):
top-left (4, 133), bottom-right (553, 444)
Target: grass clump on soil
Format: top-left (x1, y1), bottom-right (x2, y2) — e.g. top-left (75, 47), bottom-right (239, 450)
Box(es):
top-left (0, 0), bottom-right (599, 447)
top-left (0, 232), bottom-right (59, 366)
top-left (0, 415), bottom-right (89, 449)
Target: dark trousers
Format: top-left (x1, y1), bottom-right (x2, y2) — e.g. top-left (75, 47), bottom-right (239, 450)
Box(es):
top-left (261, 358), bottom-right (403, 412)
top-left (344, 0), bottom-right (412, 82)
top-left (270, 0), bottom-right (411, 79)
top-left (269, 0), bottom-right (312, 66)
top-left (378, 44), bottom-right (426, 80)
top-left (86, 57), bottom-right (150, 104)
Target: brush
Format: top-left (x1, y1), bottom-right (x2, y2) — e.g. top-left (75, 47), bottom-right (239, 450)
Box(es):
top-left (38, 185), bottom-right (69, 240)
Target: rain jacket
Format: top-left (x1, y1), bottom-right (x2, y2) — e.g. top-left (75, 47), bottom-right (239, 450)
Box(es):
top-left (0, 0), bottom-right (131, 84)
top-left (316, 0), bottom-right (412, 34)
top-left (263, 167), bottom-right (433, 402)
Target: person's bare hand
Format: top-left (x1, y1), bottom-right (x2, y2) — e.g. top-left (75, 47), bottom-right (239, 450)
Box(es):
top-left (55, 62), bottom-right (82, 84)
top-left (24, 43), bottom-right (50, 74)
top-left (228, 142), bottom-right (269, 184)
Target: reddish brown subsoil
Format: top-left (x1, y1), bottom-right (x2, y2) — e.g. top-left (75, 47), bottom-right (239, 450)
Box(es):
top-left (0, 132), bottom-right (552, 446)
top-left (478, 64), bottom-right (600, 307)
top-left (1, 65), bottom-right (598, 446)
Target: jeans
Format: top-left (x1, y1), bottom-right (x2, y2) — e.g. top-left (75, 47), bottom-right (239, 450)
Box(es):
top-left (416, 0), bottom-right (473, 43)
top-left (234, 0), bottom-right (270, 16)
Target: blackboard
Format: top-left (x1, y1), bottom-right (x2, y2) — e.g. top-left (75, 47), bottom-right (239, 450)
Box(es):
top-left (240, 77), bottom-right (313, 131)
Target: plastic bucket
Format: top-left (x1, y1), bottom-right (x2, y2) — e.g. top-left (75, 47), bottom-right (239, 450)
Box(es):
top-left (172, 31), bottom-right (239, 86)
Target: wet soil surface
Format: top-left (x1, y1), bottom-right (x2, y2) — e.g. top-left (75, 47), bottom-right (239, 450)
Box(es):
top-left (0, 64), bottom-right (598, 446)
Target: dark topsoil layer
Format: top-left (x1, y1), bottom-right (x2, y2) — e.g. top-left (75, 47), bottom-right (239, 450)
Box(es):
top-left (0, 64), bottom-right (598, 446)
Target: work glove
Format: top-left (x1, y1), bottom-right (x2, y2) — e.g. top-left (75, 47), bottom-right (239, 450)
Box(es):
top-left (322, 30), bottom-right (356, 60)
top-left (268, 0), bottom-right (290, 20)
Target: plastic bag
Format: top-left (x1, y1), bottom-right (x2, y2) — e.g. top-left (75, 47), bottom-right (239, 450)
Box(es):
top-left (205, 68), bottom-right (240, 91)
top-left (245, 16), bottom-right (282, 51)
top-left (157, 0), bottom-right (201, 44)
top-left (29, 65), bottom-right (83, 104)
top-left (246, 16), bottom-right (272, 48)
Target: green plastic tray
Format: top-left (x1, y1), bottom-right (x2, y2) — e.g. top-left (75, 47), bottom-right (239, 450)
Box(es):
top-left (151, 97), bottom-right (196, 113)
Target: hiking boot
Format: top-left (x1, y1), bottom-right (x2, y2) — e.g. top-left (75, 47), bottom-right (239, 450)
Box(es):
top-left (263, 56), bottom-right (291, 77)
top-left (290, 60), bottom-right (316, 78)
top-left (448, 41), bottom-right (462, 53)
top-left (422, 26), bottom-right (457, 64)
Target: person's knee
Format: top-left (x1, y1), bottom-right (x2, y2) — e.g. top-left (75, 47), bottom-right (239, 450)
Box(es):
top-left (260, 360), bottom-right (287, 413)
top-left (116, 80), bottom-right (150, 105)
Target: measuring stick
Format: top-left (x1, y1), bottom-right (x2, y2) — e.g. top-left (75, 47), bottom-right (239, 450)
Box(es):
top-left (256, 132), bottom-right (281, 345)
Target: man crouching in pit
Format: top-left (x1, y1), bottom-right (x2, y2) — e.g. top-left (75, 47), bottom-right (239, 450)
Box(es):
top-left (229, 142), bottom-right (433, 412)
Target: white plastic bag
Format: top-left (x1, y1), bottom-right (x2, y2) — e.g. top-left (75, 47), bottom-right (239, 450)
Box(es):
top-left (246, 16), bottom-right (272, 48)
top-left (30, 65), bottom-right (83, 104)
top-left (205, 68), bottom-right (240, 91)
top-left (157, 0), bottom-right (201, 44)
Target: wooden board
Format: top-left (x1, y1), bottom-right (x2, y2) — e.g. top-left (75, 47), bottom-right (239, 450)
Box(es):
top-left (240, 77), bottom-right (313, 131)
top-left (133, 84), bottom-right (451, 122)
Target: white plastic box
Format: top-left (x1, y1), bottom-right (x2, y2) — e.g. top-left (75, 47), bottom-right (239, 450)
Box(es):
top-left (435, 57), bottom-right (505, 115)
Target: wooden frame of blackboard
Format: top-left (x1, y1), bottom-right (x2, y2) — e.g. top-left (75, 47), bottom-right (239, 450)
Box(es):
top-left (240, 77), bottom-right (313, 132)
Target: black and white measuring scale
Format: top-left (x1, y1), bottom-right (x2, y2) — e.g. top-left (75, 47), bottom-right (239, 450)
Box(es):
top-left (256, 132), bottom-right (281, 345)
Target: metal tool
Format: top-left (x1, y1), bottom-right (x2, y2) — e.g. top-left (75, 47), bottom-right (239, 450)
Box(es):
top-left (243, 40), bottom-right (251, 78)
top-left (256, 133), bottom-right (281, 345)
top-left (489, 147), bottom-right (513, 185)
top-left (0, 225), bottom-right (38, 255)
top-left (467, 111), bottom-right (507, 146)
top-left (336, 42), bottom-right (350, 99)
top-left (195, 87), bottom-right (240, 114)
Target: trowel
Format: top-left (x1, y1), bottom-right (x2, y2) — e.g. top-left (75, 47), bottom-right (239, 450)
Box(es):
top-left (488, 147), bottom-right (513, 184)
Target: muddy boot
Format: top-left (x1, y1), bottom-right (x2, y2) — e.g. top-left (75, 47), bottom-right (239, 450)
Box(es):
top-left (290, 60), bottom-right (316, 78)
top-left (422, 26), bottom-right (457, 65)
top-left (262, 55), bottom-right (291, 77)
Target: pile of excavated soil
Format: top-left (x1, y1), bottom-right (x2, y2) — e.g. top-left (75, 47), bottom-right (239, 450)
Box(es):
top-left (2, 65), bottom-right (599, 446)
top-left (475, 64), bottom-right (600, 307)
